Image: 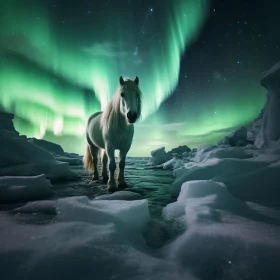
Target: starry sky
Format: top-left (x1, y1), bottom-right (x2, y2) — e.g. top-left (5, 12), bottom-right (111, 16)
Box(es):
top-left (0, 0), bottom-right (280, 156)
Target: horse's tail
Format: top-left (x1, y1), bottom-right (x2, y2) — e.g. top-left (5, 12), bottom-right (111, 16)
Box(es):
top-left (83, 144), bottom-right (93, 172)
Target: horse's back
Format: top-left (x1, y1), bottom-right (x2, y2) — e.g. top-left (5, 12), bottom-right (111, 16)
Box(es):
top-left (87, 112), bottom-right (102, 125)
top-left (86, 112), bottom-right (105, 149)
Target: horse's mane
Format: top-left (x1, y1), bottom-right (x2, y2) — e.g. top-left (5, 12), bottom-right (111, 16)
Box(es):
top-left (100, 78), bottom-right (142, 132)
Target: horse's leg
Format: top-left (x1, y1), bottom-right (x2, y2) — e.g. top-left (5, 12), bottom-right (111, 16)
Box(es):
top-left (105, 143), bottom-right (117, 192)
top-left (101, 151), bottom-right (108, 183)
top-left (117, 149), bottom-right (128, 189)
top-left (88, 143), bottom-right (99, 181)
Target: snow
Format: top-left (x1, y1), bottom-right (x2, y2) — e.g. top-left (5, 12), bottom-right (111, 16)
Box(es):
top-left (0, 197), bottom-right (194, 280)
top-left (0, 174), bottom-right (52, 202)
top-left (57, 196), bottom-right (150, 229)
top-left (1, 156), bottom-right (280, 279)
top-left (163, 157), bottom-right (184, 170)
top-left (95, 190), bottom-right (143, 200)
top-left (162, 180), bottom-right (280, 279)
top-left (171, 145), bottom-right (280, 203)
top-left (0, 124), bottom-right (79, 182)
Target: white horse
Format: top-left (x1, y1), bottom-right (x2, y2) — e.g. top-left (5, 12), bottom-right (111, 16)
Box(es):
top-left (84, 76), bottom-right (142, 192)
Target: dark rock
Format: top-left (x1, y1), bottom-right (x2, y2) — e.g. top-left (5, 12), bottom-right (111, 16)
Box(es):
top-left (218, 136), bottom-right (230, 145)
top-left (166, 145), bottom-right (191, 160)
top-left (0, 111), bottom-right (19, 135)
top-left (236, 139), bottom-right (253, 147)
top-left (219, 127), bottom-right (247, 147)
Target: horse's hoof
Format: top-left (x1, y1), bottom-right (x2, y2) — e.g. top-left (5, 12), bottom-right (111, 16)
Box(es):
top-left (117, 182), bottom-right (128, 189)
top-left (91, 176), bottom-right (99, 181)
top-left (101, 176), bottom-right (109, 184)
top-left (107, 185), bottom-right (118, 193)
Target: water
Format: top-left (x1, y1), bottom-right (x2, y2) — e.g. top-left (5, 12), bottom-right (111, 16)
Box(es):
top-left (52, 157), bottom-right (175, 218)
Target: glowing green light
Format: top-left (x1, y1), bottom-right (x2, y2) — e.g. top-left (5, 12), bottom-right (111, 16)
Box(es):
top-left (0, 0), bottom-right (266, 156)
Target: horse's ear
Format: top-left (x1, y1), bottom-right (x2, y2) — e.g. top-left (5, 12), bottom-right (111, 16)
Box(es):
top-left (134, 76), bottom-right (139, 85)
top-left (119, 76), bottom-right (125, 86)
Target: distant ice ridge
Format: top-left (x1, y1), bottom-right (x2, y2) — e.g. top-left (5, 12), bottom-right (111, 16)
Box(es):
top-left (149, 61), bottom-right (280, 207)
top-left (0, 111), bottom-right (81, 202)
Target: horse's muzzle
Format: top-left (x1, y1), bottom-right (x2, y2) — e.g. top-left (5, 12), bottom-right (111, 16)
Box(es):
top-left (127, 111), bottom-right (137, 123)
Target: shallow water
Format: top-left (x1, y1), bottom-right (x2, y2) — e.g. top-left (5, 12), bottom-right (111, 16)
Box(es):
top-left (51, 158), bottom-right (175, 218)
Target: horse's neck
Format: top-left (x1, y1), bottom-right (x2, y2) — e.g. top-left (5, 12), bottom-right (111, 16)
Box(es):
top-left (110, 108), bottom-right (128, 131)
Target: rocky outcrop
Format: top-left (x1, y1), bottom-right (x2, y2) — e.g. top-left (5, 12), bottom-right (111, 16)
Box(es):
top-left (166, 145), bottom-right (191, 159)
top-left (218, 127), bottom-right (253, 147)
top-left (0, 111), bottom-right (19, 135)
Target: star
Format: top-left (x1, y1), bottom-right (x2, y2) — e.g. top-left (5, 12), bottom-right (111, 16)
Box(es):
top-left (150, 8), bottom-right (153, 12)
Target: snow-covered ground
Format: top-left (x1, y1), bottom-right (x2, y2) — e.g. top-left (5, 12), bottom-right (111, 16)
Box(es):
top-left (1, 144), bottom-right (280, 280)
top-left (1, 62), bottom-right (280, 279)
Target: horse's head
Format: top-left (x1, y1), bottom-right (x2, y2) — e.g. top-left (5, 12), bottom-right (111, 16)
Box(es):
top-left (118, 76), bottom-right (142, 124)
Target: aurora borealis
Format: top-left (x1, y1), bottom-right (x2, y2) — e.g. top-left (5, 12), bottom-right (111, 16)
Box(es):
top-left (0, 0), bottom-right (279, 156)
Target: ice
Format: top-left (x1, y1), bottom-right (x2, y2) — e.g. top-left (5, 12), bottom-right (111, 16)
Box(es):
top-left (163, 157), bottom-right (184, 170)
top-left (57, 196), bottom-right (150, 230)
top-left (52, 155), bottom-right (83, 165)
top-left (0, 125), bottom-right (78, 179)
top-left (95, 190), bottom-right (143, 200)
top-left (171, 145), bottom-right (280, 201)
top-left (0, 174), bottom-right (52, 202)
top-left (28, 138), bottom-right (65, 156)
top-left (255, 61), bottom-right (280, 148)
top-left (162, 180), bottom-right (280, 279)
top-left (149, 146), bottom-right (168, 165)
top-left (13, 200), bottom-right (57, 215)
top-left (0, 197), bottom-right (195, 280)
top-left (149, 146), bottom-right (191, 166)
top-left (192, 144), bottom-right (254, 162)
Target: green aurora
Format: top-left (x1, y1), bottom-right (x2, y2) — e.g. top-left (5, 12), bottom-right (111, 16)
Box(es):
top-left (0, 0), bottom-right (265, 156)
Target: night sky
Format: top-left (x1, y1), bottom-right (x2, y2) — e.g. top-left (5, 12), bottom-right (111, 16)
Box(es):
top-left (0, 0), bottom-right (280, 156)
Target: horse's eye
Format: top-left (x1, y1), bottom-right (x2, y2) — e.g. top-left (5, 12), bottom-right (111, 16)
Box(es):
top-left (120, 92), bottom-right (124, 97)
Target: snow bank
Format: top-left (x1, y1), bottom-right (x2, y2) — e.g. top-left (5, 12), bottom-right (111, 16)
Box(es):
top-left (95, 190), bottom-right (143, 200)
top-left (163, 157), bottom-right (184, 170)
top-left (162, 180), bottom-right (280, 279)
top-left (0, 196), bottom-right (194, 280)
top-left (57, 196), bottom-right (150, 229)
top-left (0, 174), bottom-right (52, 202)
top-left (0, 125), bottom-right (78, 179)
top-left (171, 145), bottom-right (280, 205)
